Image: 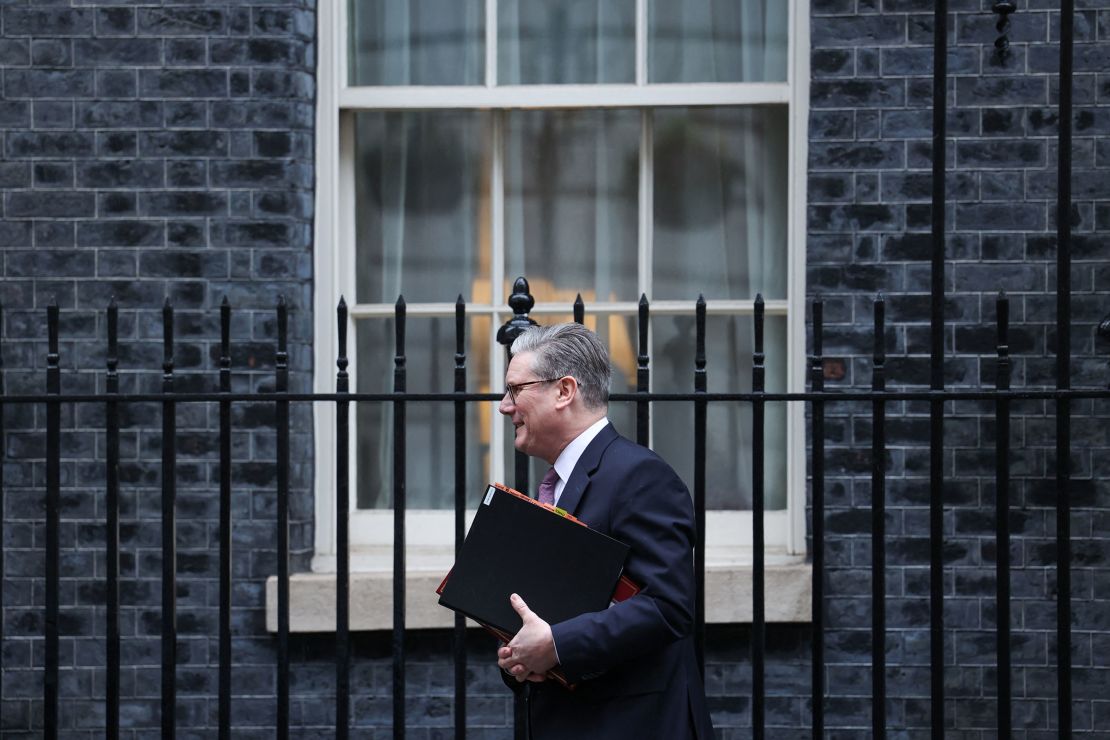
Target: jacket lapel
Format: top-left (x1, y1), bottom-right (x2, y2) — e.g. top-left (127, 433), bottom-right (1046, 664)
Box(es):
top-left (557, 422), bottom-right (618, 517)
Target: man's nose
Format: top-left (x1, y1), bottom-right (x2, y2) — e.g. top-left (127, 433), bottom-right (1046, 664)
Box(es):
top-left (498, 392), bottom-right (512, 415)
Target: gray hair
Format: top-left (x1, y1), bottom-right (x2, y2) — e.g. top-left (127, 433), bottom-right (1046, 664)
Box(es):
top-left (511, 323), bottom-right (611, 410)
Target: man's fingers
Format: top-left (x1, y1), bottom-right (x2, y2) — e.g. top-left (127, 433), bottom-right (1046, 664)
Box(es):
top-left (497, 646), bottom-right (512, 660)
top-left (509, 593), bottom-right (534, 620)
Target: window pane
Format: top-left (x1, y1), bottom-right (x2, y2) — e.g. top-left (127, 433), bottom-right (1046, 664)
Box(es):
top-left (498, 0), bottom-right (634, 84)
top-left (501, 314), bottom-right (638, 494)
top-left (650, 314), bottom-right (787, 510)
top-left (648, 0), bottom-right (787, 83)
top-left (505, 109), bottom-right (639, 304)
top-left (354, 111), bottom-right (491, 304)
top-left (356, 316), bottom-right (493, 509)
top-left (653, 106), bottom-right (788, 301)
top-left (348, 0), bottom-right (484, 86)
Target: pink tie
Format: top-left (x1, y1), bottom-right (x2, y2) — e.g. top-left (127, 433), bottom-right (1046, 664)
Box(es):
top-left (538, 467), bottom-right (559, 506)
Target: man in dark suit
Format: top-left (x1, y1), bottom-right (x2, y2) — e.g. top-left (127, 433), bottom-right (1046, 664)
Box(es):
top-left (496, 323), bottom-right (715, 740)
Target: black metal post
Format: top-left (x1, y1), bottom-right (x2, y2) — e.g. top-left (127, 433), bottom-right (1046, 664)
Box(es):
top-left (573, 294), bottom-right (584, 325)
top-left (752, 295), bottom-right (765, 740)
top-left (336, 297), bottom-right (350, 740)
top-left (161, 299), bottom-right (177, 739)
top-left (496, 278), bottom-right (536, 740)
top-left (693, 296), bottom-right (707, 675)
top-left (0, 302), bottom-right (3, 728)
top-left (871, 295), bottom-right (887, 740)
top-left (929, 2), bottom-right (948, 736)
top-left (45, 301), bottom-right (60, 740)
top-left (636, 295), bottom-right (650, 447)
top-left (106, 300), bottom-right (120, 740)
top-left (393, 297), bottom-right (408, 740)
top-left (1055, 3), bottom-right (1074, 735)
top-left (219, 298), bottom-right (232, 740)
top-left (810, 298), bottom-right (825, 740)
top-left (276, 297), bottom-right (291, 740)
top-left (995, 292), bottom-right (1011, 739)
top-left (453, 296), bottom-right (467, 740)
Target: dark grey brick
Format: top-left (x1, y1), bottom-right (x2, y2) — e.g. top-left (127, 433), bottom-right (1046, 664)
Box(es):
top-left (0, 38), bottom-right (29, 66)
top-left (2, 8), bottom-right (95, 37)
top-left (811, 15), bottom-right (906, 47)
top-left (139, 70), bottom-right (228, 99)
top-left (31, 39), bottom-right (73, 68)
top-left (4, 69), bottom-right (94, 98)
top-left (76, 160), bottom-right (164, 189)
top-left (166, 39), bottom-right (207, 67)
top-left (140, 191), bottom-right (228, 217)
top-left (811, 79), bottom-right (905, 108)
top-left (956, 77), bottom-right (1048, 107)
top-left (74, 39), bottom-right (162, 68)
top-left (96, 69), bottom-right (138, 98)
top-left (95, 8), bottom-right (134, 36)
top-left (5, 191), bottom-right (95, 218)
top-left (137, 8), bottom-right (226, 35)
top-left (210, 39), bottom-right (302, 66)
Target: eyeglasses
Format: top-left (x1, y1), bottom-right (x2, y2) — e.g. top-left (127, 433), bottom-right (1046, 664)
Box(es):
top-left (504, 378), bottom-right (561, 405)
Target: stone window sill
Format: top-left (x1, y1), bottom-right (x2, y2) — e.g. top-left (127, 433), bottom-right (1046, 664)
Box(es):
top-left (265, 547), bottom-right (811, 632)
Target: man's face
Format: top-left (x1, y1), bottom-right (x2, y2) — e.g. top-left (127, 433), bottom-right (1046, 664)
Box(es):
top-left (498, 351), bottom-right (559, 462)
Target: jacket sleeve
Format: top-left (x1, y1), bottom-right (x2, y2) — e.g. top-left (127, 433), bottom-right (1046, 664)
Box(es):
top-left (548, 454), bottom-right (696, 683)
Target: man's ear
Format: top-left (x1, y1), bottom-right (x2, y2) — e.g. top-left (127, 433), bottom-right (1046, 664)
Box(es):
top-left (553, 376), bottom-right (577, 408)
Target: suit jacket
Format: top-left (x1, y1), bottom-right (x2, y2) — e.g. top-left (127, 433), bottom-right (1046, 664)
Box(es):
top-left (522, 423), bottom-right (715, 740)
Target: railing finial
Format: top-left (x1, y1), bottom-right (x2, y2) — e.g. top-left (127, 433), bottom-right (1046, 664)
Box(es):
top-left (496, 276), bottom-right (538, 357)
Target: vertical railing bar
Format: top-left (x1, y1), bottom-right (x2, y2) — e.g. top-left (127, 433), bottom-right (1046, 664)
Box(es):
top-left (752, 294), bottom-right (765, 740)
top-left (995, 292), bottom-right (1012, 739)
top-left (393, 296), bottom-right (408, 740)
top-left (636, 294), bottom-right (650, 447)
top-left (45, 301), bottom-right (60, 740)
top-left (1055, 2), bottom-right (1074, 736)
top-left (218, 298), bottom-right (232, 740)
top-left (106, 299), bottom-right (121, 740)
top-left (0, 302), bottom-right (4, 724)
top-left (573, 293), bottom-right (584, 325)
top-left (871, 295), bottom-right (887, 739)
top-left (810, 298), bottom-right (825, 740)
top-left (929, 2), bottom-right (948, 736)
top-left (453, 296), bottom-right (467, 740)
top-left (336, 297), bottom-right (350, 740)
top-left (693, 295), bottom-right (707, 674)
top-left (276, 297), bottom-right (291, 740)
top-left (161, 298), bottom-right (177, 739)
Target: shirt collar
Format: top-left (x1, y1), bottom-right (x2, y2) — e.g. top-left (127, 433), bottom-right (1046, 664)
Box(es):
top-left (552, 417), bottom-right (609, 486)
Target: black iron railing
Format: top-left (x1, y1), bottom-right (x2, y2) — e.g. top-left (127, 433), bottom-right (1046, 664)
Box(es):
top-left (4, 285), bottom-right (1109, 739)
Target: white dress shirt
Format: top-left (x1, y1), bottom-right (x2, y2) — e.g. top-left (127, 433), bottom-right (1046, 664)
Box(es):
top-left (549, 417), bottom-right (609, 507)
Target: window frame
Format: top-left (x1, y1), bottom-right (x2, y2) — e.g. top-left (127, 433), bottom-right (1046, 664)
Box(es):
top-left (312, 0), bottom-right (811, 572)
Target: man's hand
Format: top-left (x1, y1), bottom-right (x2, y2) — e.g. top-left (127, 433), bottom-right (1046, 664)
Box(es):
top-left (497, 593), bottom-right (557, 683)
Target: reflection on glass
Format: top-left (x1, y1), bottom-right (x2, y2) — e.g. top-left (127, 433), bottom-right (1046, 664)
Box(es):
top-left (354, 111), bottom-right (491, 304)
top-left (501, 314), bottom-right (637, 493)
top-left (653, 106), bottom-right (788, 301)
top-left (498, 0), bottom-right (635, 84)
top-left (651, 314), bottom-right (787, 510)
top-left (505, 110), bottom-right (639, 304)
top-left (348, 0), bottom-right (484, 86)
top-left (357, 316), bottom-right (493, 509)
top-left (648, 0), bottom-right (787, 83)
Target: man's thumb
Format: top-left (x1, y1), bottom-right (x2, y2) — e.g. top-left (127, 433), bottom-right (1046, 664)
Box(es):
top-left (510, 593), bottom-right (533, 619)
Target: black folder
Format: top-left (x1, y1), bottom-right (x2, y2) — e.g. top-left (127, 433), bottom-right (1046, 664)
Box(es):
top-left (438, 483), bottom-right (631, 636)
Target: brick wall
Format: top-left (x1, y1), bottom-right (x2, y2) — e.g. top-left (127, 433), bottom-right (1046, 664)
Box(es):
top-left (807, 0), bottom-right (1110, 737)
top-left (0, 2), bottom-right (316, 735)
